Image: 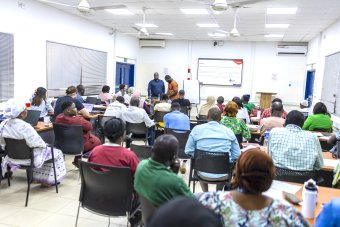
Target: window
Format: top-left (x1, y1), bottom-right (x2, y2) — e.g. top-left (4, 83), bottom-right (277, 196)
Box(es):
top-left (46, 41), bottom-right (107, 97)
top-left (0, 32), bottom-right (14, 102)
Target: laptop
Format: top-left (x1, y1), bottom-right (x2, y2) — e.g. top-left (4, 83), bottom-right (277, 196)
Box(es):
top-left (24, 110), bottom-right (41, 126)
top-left (83, 103), bottom-right (94, 112)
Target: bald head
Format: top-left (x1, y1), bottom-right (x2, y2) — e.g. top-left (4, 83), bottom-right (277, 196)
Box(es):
top-left (154, 72), bottom-right (159, 80)
top-left (207, 107), bottom-right (221, 122)
top-left (152, 134), bottom-right (179, 165)
top-left (271, 102), bottom-right (283, 117)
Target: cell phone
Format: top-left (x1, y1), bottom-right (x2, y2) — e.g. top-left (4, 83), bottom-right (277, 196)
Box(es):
top-left (283, 191), bottom-right (301, 205)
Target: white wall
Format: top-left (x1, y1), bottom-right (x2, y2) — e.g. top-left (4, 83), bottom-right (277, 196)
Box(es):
top-left (137, 40), bottom-right (307, 105)
top-left (0, 0), bottom-right (116, 102)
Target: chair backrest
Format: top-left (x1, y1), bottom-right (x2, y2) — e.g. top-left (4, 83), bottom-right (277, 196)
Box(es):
top-left (235, 134), bottom-right (243, 149)
top-left (4, 138), bottom-right (33, 160)
top-left (164, 128), bottom-right (191, 159)
top-left (86, 97), bottom-right (101, 105)
top-left (180, 106), bottom-right (189, 116)
top-left (275, 167), bottom-right (316, 184)
top-left (337, 141), bottom-right (340, 159)
top-left (197, 115), bottom-right (207, 121)
top-left (190, 120), bottom-right (207, 130)
top-left (98, 115), bottom-right (114, 129)
top-left (194, 149), bottom-right (231, 175)
top-left (313, 127), bottom-right (332, 133)
top-left (126, 122), bottom-right (148, 135)
top-left (139, 195), bottom-right (157, 225)
top-left (79, 161), bottom-right (133, 216)
top-left (24, 110), bottom-right (41, 126)
top-left (130, 144), bottom-right (153, 160)
top-left (53, 123), bottom-right (84, 155)
top-left (154, 111), bottom-right (169, 123)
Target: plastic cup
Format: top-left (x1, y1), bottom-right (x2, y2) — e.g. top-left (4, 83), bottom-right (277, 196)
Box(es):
top-left (44, 116), bottom-right (50, 126)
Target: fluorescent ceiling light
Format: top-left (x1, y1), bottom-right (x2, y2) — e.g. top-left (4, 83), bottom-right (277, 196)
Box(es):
top-left (155, 33), bottom-right (174, 36)
top-left (197, 23), bottom-right (219, 28)
top-left (208, 32), bottom-right (226, 37)
top-left (180, 9), bottom-right (209, 14)
top-left (105, 9), bottom-right (134, 15)
top-left (266, 8), bottom-right (297, 14)
top-left (264, 34), bottom-right (284, 38)
top-left (265, 24), bottom-right (290, 28)
top-left (136, 23), bottom-right (158, 28)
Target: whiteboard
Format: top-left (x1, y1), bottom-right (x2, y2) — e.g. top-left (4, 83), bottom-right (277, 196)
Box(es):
top-left (183, 80), bottom-right (200, 104)
top-left (197, 58), bottom-right (243, 86)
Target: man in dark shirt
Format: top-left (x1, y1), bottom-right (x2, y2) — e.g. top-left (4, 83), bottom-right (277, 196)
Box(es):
top-left (172, 90), bottom-right (191, 110)
top-left (148, 72), bottom-right (165, 99)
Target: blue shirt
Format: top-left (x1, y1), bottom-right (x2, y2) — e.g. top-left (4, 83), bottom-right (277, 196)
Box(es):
top-left (76, 94), bottom-right (84, 103)
top-left (185, 121), bottom-right (241, 178)
top-left (164, 110), bottom-right (190, 131)
top-left (148, 79), bottom-right (165, 97)
top-left (315, 198), bottom-right (340, 227)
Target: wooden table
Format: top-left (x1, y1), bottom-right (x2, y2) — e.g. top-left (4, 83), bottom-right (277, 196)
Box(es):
top-left (34, 121), bottom-right (54, 144)
top-left (34, 121), bottom-right (53, 132)
top-left (94, 105), bottom-right (107, 110)
top-left (256, 92), bottom-right (277, 109)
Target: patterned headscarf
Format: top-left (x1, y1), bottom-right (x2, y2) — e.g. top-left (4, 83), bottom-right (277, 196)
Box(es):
top-left (3, 99), bottom-right (26, 118)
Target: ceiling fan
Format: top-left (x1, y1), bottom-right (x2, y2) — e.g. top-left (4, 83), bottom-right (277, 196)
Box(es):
top-left (36, 0), bottom-right (126, 14)
top-left (193, 0), bottom-right (271, 12)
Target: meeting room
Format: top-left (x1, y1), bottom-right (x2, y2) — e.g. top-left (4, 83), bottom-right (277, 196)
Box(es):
top-left (1, 0), bottom-right (340, 226)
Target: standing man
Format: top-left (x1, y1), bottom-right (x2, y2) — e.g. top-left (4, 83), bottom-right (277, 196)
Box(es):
top-left (164, 75), bottom-right (179, 101)
top-left (148, 72), bottom-right (165, 99)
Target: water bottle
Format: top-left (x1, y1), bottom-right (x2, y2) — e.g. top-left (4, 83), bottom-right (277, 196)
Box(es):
top-left (263, 129), bottom-right (270, 147)
top-left (302, 179), bottom-right (318, 219)
top-left (158, 94), bottom-right (160, 101)
top-left (180, 160), bottom-right (187, 174)
top-left (256, 106), bottom-right (261, 118)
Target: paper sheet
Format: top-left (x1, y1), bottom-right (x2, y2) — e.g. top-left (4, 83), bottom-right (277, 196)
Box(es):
top-left (263, 180), bottom-right (302, 200)
top-left (323, 159), bottom-right (340, 167)
top-left (312, 132), bottom-right (323, 137)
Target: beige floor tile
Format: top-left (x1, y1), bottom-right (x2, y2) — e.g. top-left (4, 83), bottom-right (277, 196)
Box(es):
top-left (56, 201), bottom-right (92, 218)
top-left (0, 204), bottom-right (25, 220)
top-left (28, 196), bottom-right (73, 213)
top-left (0, 208), bottom-right (51, 227)
top-left (35, 213), bottom-right (81, 227)
top-left (77, 218), bottom-right (122, 227)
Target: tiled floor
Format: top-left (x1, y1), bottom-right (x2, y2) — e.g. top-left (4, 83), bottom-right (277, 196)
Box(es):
top-left (0, 151), bottom-right (204, 227)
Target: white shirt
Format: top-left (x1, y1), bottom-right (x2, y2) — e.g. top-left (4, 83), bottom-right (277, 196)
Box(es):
top-left (154, 102), bottom-right (171, 112)
top-left (121, 106), bottom-right (155, 128)
top-left (236, 107), bottom-right (250, 124)
top-left (104, 101), bottom-right (127, 118)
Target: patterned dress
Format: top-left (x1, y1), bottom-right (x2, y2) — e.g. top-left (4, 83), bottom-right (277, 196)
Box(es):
top-left (220, 116), bottom-right (251, 139)
top-left (199, 191), bottom-right (310, 227)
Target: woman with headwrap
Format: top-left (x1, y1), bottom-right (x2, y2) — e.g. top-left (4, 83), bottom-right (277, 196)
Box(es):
top-left (30, 87), bottom-right (54, 118)
top-left (0, 99), bottom-right (67, 185)
top-left (198, 96), bottom-right (217, 117)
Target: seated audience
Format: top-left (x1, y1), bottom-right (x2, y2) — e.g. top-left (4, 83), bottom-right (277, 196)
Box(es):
top-left (303, 102), bottom-right (332, 132)
top-left (172, 90), bottom-right (191, 110)
top-left (216, 96), bottom-right (225, 112)
top-left (98, 85), bottom-right (113, 103)
top-left (232, 96), bottom-right (250, 124)
top-left (104, 96), bottom-right (126, 118)
top-left (122, 96), bottom-right (155, 147)
top-left (132, 90), bottom-right (151, 116)
top-left (56, 101), bottom-right (101, 154)
top-left (199, 148), bottom-right (308, 226)
top-left (241, 94), bottom-right (255, 114)
top-left (328, 132), bottom-right (340, 157)
top-left (116, 84), bottom-right (126, 96)
top-left (185, 108), bottom-right (240, 192)
top-left (154, 94), bottom-right (171, 112)
top-left (315, 198), bottom-right (340, 227)
top-left (260, 98), bottom-right (287, 124)
top-left (134, 134), bottom-right (194, 207)
top-left (164, 102), bottom-right (190, 130)
top-left (198, 96), bottom-right (216, 117)
top-left (0, 99), bottom-right (66, 186)
top-left (76, 84), bottom-right (85, 103)
top-left (299, 100), bottom-right (311, 112)
top-left (259, 102), bottom-right (285, 135)
top-left (54, 86), bottom-right (90, 118)
top-left (220, 101), bottom-right (251, 141)
top-left (30, 87), bottom-right (54, 118)
top-left (124, 87), bottom-right (135, 105)
top-left (269, 110), bottom-right (323, 170)
top-left (148, 197), bottom-right (223, 227)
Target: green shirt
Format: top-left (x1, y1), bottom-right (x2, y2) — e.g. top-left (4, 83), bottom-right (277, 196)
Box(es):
top-left (302, 114), bottom-right (332, 131)
top-left (134, 159), bottom-right (194, 207)
top-left (220, 116), bottom-right (251, 139)
top-left (243, 103), bottom-right (255, 113)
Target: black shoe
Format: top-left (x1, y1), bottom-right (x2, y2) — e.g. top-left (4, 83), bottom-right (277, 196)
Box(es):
top-left (72, 161), bottom-right (79, 168)
top-left (4, 171), bottom-right (13, 179)
top-left (129, 210), bottom-right (142, 227)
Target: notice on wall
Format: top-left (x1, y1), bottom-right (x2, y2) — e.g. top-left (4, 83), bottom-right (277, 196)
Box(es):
top-left (197, 58), bottom-right (243, 86)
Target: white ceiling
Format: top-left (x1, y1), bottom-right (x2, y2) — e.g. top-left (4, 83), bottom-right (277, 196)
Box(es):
top-left (34, 0), bottom-right (340, 42)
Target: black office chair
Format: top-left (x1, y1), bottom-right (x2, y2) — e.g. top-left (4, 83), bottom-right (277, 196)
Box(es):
top-left (97, 115), bottom-right (115, 143)
top-left (188, 149), bottom-right (232, 193)
top-left (235, 134), bottom-right (243, 149)
top-left (275, 167), bottom-right (321, 184)
top-left (24, 110), bottom-right (41, 126)
top-left (130, 144), bottom-right (153, 160)
top-left (164, 128), bottom-right (191, 159)
top-left (53, 123), bottom-right (84, 155)
top-left (180, 106), bottom-right (189, 116)
top-left (139, 195), bottom-right (157, 225)
top-left (197, 115), bottom-right (207, 121)
top-left (4, 138), bottom-right (58, 206)
top-left (76, 161), bottom-right (133, 227)
top-left (125, 122), bottom-right (150, 146)
top-left (153, 111), bottom-right (170, 130)
top-left (85, 97), bottom-right (101, 105)
top-left (189, 120), bottom-right (207, 130)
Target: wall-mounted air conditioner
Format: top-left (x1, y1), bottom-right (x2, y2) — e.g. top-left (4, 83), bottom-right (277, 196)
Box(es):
top-left (139, 39), bottom-right (166, 48)
top-left (277, 43), bottom-right (308, 56)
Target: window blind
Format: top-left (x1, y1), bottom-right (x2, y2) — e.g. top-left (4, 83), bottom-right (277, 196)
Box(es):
top-left (0, 32), bottom-right (14, 102)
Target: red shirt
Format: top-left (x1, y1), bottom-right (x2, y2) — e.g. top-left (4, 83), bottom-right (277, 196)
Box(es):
top-left (88, 145), bottom-right (139, 175)
top-left (259, 108), bottom-right (287, 124)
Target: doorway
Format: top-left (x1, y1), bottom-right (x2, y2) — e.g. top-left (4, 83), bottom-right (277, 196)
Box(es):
top-left (115, 62), bottom-right (135, 93)
top-left (304, 70), bottom-right (315, 107)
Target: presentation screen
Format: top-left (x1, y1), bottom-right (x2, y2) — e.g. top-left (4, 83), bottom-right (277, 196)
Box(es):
top-left (197, 58), bottom-right (243, 86)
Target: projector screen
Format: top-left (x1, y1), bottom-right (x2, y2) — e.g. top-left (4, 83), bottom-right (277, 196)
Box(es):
top-left (197, 58), bottom-right (243, 86)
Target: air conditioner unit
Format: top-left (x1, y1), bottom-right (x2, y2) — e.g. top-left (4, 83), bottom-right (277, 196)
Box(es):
top-left (277, 44), bottom-right (308, 56)
top-left (139, 39), bottom-right (166, 48)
